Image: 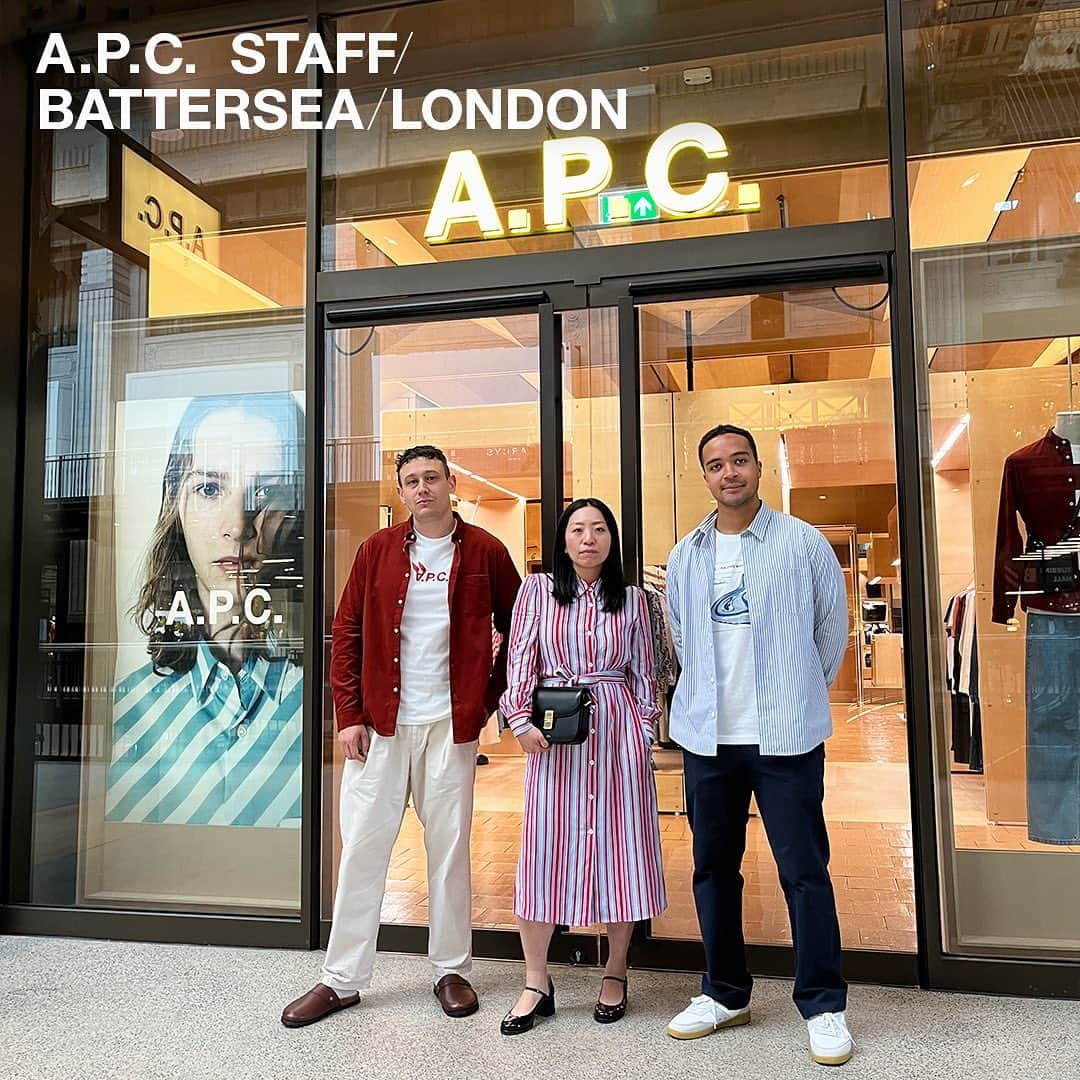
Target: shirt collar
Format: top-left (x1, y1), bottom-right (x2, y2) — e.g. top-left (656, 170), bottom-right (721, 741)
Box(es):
top-left (691, 500), bottom-right (774, 544)
top-left (187, 636), bottom-right (290, 703)
top-left (576, 575), bottom-right (600, 595)
top-left (403, 512), bottom-right (464, 549)
top-left (1044, 427), bottom-right (1075, 455)
top-left (188, 638), bottom-right (218, 701)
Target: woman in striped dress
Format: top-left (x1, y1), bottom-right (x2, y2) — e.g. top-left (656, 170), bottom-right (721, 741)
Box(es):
top-left (498, 498), bottom-right (666, 1034)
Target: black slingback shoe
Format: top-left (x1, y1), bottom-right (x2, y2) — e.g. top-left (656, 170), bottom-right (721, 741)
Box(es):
top-left (593, 976), bottom-right (628, 1024)
top-left (500, 979), bottom-right (556, 1035)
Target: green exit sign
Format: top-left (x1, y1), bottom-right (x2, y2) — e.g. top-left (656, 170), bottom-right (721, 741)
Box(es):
top-left (600, 189), bottom-right (659, 225)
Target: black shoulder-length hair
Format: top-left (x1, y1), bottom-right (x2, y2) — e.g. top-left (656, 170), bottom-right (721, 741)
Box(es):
top-left (552, 498), bottom-right (626, 613)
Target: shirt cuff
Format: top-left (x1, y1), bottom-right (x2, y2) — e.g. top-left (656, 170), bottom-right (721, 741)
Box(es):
top-left (506, 711), bottom-right (533, 737)
top-left (335, 706), bottom-right (365, 732)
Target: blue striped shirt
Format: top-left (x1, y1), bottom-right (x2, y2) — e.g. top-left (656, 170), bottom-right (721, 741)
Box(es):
top-left (666, 502), bottom-right (848, 757)
top-left (106, 640), bottom-right (303, 828)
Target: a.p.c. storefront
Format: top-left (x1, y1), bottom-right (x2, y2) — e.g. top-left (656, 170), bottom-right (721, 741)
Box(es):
top-left (0, 0), bottom-right (1078, 1000)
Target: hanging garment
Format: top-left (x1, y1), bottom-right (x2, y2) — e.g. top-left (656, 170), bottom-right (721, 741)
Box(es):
top-left (1025, 612), bottom-right (1080, 844)
top-left (644, 582), bottom-right (677, 744)
top-left (993, 428), bottom-right (1080, 622)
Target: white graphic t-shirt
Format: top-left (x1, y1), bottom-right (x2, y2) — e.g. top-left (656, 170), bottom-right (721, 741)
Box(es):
top-left (711, 530), bottom-right (760, 745)
top-left (397, 530), bottom-right (455, 725)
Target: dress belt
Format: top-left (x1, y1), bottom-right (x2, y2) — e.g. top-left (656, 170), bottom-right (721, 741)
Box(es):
top-left (539, 670), bottom-right (627, 686)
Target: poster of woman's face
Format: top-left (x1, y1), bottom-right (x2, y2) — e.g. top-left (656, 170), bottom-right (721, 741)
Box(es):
top-left (106, 391), bottom-right (305, 831)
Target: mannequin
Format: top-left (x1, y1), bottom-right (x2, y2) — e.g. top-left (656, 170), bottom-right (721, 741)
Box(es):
top-left (1053, 409), bottom-right (1080, 448)
top-left (991, 377), bottom-right (1080, 845)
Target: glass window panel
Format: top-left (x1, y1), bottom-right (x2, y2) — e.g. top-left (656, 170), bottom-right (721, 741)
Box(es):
top-left (322, 313), bottom-right (541, 929)
top-left (563, 307), bottom-right (621, 519)
top-left (14, 25), bottom-right (308, 915)
top-left (907, 1), bottom-right (1080, 958)
top-left (324, 0), bottom-right (889, 271)
top-left (903, 1), bottom-right (1080, 157)
top-left (638, 286), bottom-right (915, 954)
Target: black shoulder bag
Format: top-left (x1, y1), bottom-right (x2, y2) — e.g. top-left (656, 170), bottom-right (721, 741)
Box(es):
top-left (530, 684), bottom-right (592, 745)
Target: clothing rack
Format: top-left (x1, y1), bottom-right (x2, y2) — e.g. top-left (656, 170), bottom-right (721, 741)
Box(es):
top-left (944, 587), bottom-right (982, 774)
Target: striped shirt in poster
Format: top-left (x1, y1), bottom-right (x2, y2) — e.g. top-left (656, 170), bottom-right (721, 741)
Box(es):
top-left (106, 640), bottom-right (302, 828)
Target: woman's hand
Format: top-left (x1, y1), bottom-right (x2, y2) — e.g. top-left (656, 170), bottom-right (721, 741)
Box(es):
top-left (516, 727), bottom-right (551, 754)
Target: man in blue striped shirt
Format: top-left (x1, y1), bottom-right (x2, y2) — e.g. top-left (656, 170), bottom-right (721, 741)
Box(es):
top-left (664, 424), bottom-right (854, 1067)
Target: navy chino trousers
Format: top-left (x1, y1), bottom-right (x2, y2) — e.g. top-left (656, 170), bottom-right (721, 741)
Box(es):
top-left (683, 742), bottom-right (847, 1019)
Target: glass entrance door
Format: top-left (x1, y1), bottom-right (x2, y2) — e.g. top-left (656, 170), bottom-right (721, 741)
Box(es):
top-left (628, 282), bottom-right (917, 965)
top-left (322, 303), bottom-right (601, 963)
top-left (317, 271), bottom-right (921, 976)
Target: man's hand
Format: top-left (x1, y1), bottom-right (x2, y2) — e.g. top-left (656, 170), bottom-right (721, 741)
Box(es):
top-left (339, 723), bottom-right (371, 762)
top-left (515, 727), bottom-right (550, 755)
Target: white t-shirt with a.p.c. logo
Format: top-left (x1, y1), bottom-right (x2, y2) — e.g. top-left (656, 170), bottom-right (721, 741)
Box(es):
top-left (397, 530), bottom-right (455, 725)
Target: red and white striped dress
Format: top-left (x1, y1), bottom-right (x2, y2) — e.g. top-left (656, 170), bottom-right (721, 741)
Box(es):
top-left (500, 574), bottom-right (667, 925)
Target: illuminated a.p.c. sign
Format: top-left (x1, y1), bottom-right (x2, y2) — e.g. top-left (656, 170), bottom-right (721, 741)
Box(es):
top-left (423, 121), bottom-right (761, 245)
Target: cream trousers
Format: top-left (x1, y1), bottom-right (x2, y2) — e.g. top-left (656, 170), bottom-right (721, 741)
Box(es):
top-left (321, 718), bottom-right (477, 993)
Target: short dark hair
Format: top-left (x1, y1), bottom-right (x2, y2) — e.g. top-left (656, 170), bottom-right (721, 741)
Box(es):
top-left (697, 424), bottom-right (758, 467)
top-left (395, 444), bottom-right (450, 484)
top-left (552, 498), bottom-right (626, 613)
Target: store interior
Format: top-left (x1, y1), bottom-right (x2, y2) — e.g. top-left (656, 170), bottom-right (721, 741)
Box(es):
top-left (322, 284), bottom-right (921, 953)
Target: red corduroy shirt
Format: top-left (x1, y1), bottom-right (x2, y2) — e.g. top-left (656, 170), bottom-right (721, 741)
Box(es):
top-left (329, 515), bottom-right (522, 742)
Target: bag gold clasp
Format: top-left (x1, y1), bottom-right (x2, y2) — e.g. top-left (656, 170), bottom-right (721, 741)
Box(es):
top-left (543, 709), bottom-right (555, 730)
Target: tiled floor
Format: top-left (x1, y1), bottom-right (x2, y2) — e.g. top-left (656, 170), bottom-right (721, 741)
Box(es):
top-left (379, 700), bottom-right (921, 953)
top-left (374, 700), bottom-right (1079, 954)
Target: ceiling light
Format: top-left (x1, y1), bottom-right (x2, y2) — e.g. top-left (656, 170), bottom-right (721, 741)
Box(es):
top-left (931, 413), bottom-right (970, 469)
top-left (962, 173), bottom-right (980, 188)
top-left (452, 462), bottom-right (524, 502)
top-left (868, 575), bottom-right (882, 586)
top-left (891, 558), bottom-right (902, 567)
top-left (819, 495), bottom-right (827, 500)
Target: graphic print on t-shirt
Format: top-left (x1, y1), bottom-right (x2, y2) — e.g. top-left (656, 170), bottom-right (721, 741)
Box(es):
top-left (398, 531), bottom-right (455, 725)
top-left (712, 575), bottom-right (750, 625)
top-left (712, 530), bottom-right (760, 744)
top-left (412, 559), bottom-right (449, 583)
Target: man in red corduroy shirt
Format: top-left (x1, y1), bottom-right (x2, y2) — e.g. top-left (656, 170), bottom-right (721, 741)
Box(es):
top-left (282, 445), bottom-right (521, 1028)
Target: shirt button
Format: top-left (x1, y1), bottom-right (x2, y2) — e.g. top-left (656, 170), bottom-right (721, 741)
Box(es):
top-left (393, 628), bottom-right (399, 634)
top-left (393, 657), bottom-right (399, 663)
top-left (236, 724), bottom-right (248, 738)
top-left (589, 759), bottom-right (595, 766)
top-left (588, 793), bottom-right (595, 800)
top-left (590, 728), bottom-right (596, 735)
top-left (393, 686), bottom-right (399, 693)
top-left (588, 828), bottom-right (594, 835)
top-left (398, 599), bottom-right (403, 605)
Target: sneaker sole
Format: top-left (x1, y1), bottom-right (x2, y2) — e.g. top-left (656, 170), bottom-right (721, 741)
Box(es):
top-left (810, 1048), bottom-right (853, 1066)
top-left (667, 1010), bottom-right (751, 1039)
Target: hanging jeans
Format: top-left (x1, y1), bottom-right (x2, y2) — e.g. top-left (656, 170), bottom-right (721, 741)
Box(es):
top-left (1026, 612), bottom-right (1080, 845)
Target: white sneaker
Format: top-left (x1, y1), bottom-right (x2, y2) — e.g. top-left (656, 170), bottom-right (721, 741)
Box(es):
top-left (807, 1011), bottom-right (854, 1065)
top-left (666, 994), bottom-right (751, 1039)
